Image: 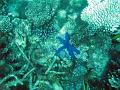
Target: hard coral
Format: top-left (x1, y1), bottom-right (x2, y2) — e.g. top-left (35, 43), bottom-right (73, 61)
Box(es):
top-left (81, 0), bottom-right (120, 32)
top-left (0, 15), bottom-right (13, 33)
top-left (31, 19), bottom-right (58, 41)
top-left (25, 0), bottom-right (60, 27)
top-left (0, 0), bottom-right (7, 15)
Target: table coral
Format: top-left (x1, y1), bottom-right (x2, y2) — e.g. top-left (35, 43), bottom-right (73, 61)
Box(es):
top-left (81, 0), bottom-right (120, 32)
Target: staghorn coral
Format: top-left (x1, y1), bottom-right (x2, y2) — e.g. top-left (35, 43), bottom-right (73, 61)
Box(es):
top-left (81, 0), bottom-right (120, 33)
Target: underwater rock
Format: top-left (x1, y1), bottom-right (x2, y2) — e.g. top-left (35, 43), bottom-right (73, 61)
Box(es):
top-left (79, 31), bottom-right (111, 80)
top-left (59, 18), bottom-right (76, 35)
top-left (7, 0), bottom-right (28, 18)
top-left (108, 75), bottom-right (120, 89)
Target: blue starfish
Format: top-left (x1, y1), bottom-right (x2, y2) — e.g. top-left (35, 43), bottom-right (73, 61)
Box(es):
top-left (55, 32), bottom-right (80, 59)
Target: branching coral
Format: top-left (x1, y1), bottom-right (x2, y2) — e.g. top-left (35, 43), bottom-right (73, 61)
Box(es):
top-left (81, 0), bottom-right (120, 32)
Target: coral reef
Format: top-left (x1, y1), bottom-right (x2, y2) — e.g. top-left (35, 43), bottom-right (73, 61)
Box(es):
top-left (0, 0), bottom-right (120, 90)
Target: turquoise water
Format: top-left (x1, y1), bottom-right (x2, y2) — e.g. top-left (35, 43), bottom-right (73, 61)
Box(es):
top-left (0, 0), bottom-right (120, 90)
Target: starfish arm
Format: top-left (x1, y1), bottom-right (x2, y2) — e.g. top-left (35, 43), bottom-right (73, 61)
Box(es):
top-left (67, 48), bottom-right (76, 59)
top-left (57, 36), bottom-right (65, 44)
top-left (55, 46), bottom-right (66, 56)
top-left (65, 32), bottom-right (70, 41)
top-left (71, 45), bottom-right (80, 54)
